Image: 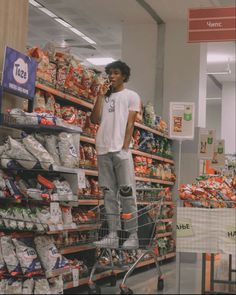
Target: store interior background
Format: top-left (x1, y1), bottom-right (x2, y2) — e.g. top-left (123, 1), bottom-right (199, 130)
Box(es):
top-left (24, 0), bottom-right (235, 185)
top-left (0, 1), bottom-right (235, 293)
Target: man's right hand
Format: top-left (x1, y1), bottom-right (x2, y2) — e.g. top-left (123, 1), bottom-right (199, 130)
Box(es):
top-left (99, 79), bottom-right (112, 97)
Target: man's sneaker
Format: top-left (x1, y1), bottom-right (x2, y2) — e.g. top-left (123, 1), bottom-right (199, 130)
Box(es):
top-left (122, 233), bottom-right (139, 250)
top-left (93, 233), bottom-right (119, 249)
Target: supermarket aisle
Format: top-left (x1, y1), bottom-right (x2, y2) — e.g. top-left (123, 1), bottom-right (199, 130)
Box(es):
top-left (74, 258), bottom-right (202, 294)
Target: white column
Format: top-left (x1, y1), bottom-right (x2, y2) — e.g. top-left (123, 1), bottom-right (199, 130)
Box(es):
top-left (162, 20), bottom-right (207, 127)
top-left (121, 23), bottom-right (158, 106)
top-left (222, 82), bottom-right (236, 154)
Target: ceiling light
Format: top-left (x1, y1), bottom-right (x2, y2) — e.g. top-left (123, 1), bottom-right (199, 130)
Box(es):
top-left (206, 97), bottom-right (222, 100)
top-left (38, 7), bottom-right (57, 18)
top-left (86, 58), bottom-right (115, 66)
top-left (70, 27), bottom-right (85, 37)
top-left (29, 0), bottom-right (42, 7)
top-left (82, 36), bottom-right (96, 45)
top-left (55, 18), bottom-right (72, 28)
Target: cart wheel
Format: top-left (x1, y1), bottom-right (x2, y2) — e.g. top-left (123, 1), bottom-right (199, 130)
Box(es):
top-left (88, 284), bottom-right (101, 294)
top-left (110, 275), bottom-right (117, 287)
top-left (157, 277), bottom-right (164, 291)
top-left (120, 287), bottom-right (134, 294)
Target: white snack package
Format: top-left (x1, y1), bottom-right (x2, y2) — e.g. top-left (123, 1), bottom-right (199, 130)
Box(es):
top-left (9, 108), bottom-right (26, 124)
top-left (0, 146), bottom-right (5, 157)
top-left (53, 180), bottom-right (73, 201)
top-left (45, 135), bottom-right (61, 166)
top-left (61, 206), bottom-right (73, 225)
top-left (34, 278), bottom-right (51, 295)
top-left (50, 203), bottom-right (63, 225)
top-left (22, 134), bottom-right (55, 170)
top-left (34, 133), bottom-right (45, 146)
top-left (5, 280), bottom-right (22, 294)
top-left (0, 236), bottom-right (21, 276)
top-left (24, 112), bottom-right (39, 125)
top-left (72, 134), bottom-right (80, 162)
top-left (36, 208), bottom-right (52, 226)
top-left (12, 238), bottom-right (43, 276)
top-left (22, 279), bottom-right (35, 294)
top-left (5, 137), bottom-right (37, 169)
top-left (49, 276), bottom-right (63, 294)
top-left (34, 236), bottom-right (69, 272)
top-left (0, 279), bottom-right (7, 294)
top-left (58, 133), bottom-right (79, 168)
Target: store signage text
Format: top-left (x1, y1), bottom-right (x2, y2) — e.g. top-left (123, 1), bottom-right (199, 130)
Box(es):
top-left (188, 7), bottom-right (236, 42)
top-left (1, 46), bottom-right (37, 99)
top-left (176, 218), bottom-right (194, 237)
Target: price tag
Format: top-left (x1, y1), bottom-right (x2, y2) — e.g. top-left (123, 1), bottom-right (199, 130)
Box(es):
top-left (57, 224), bottom-right (64, 231)
top-left (49, 225), bottom-right (56, 231)
top-left (77, 170), bottom-right (86, 189)
top-left (50, 202), bottom-right (61, 224)
top-left (72, 268), bottom-right (79, 287)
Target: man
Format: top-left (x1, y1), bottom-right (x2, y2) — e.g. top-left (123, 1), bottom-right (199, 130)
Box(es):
top-left (90, 60), bottom-right (141, 249)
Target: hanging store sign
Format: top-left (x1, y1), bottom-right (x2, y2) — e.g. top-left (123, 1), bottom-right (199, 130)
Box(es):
top-left (210, 139), bottom-right (225, 168)
top-left (198, 129), bottom-right (216, 160)
top-left (169, 102), bottom-right (195, 140)
top-left (188, 7), bottom-right (236, 42)
top-left (1, 46), bottom-right (37, 99)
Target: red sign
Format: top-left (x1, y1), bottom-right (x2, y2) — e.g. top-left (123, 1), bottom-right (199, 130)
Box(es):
top-left (188, 7), bottom-right (236, 42)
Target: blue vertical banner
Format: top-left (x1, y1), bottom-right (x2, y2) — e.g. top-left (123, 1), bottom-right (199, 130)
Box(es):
top-left (1, 46), bottom-right (37, 100)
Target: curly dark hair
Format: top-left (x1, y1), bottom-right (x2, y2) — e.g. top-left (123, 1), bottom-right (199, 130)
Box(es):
top-left (105, 60), bottom-right (131, 82)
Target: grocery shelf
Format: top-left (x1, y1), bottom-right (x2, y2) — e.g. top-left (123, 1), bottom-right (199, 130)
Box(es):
top-left (157, 232), bottom-right (173, 238)
top-left (160, 218), bottom-right (174, 223)
top-left (137, 201), bottom-right (175, 206)
top-left (78, 199), bottom-right (103, 205)
top-left (60, 244), bottom-right (96, 255)
top-left (80, 135), bottom-right (174, 165)
top-left (80, 135), bottom-right (96, 144)
top-left (63, 252), bottom-right (176, 290)
top-left (135, 176), bottom-right (174, 185)
top-left (47, 223), bottom-right (101, 234)
top-left (134, 122), bottom-right (170, 139)
top-left (131, 149), bottom-right (174, 165)
top-left (84, 169), bottom-right (99, 177)
top-left (46, 267), bottom-right (71, 279)
top-left (36, 83), bottom-right (94, 110)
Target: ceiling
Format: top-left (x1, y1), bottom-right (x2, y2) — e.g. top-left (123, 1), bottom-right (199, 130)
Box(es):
top-left (28, 0), bottom-right (235, 82)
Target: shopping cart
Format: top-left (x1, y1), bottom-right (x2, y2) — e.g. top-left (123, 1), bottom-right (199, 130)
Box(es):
top-left (88, 188), bottom-right (166, 295)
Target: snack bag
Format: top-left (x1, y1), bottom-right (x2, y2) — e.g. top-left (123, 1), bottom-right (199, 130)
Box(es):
top-left (5, 137), bottom-right (37, 170)
top-left (45, 135), bottom-right (60, 166)
top-left (34, 236), bottom-right (69, 272)
top-left (22, 279), bottom-right (35, 294)
top-left (58, 132), bottom-right (79, 168)
top-left (45, 93), bottom-right (56, 115)
top-left (34, 89), bottom-right (46, 113)
top-left (34, 278), bottom-right (51, 294)
top-left (12, 238), bottom-right (43, 277)
top-left (5, 279), bottom-right (22, 294)
top-left (0, 236), bottom-right (22, 276)
top-left (61, 206), bottom-right (73, 225)
top-left (22, 134), bottom-right (55, 170)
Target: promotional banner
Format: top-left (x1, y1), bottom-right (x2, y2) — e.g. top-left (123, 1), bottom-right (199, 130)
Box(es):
top-left (177, 207), bottom-right (236, 254)
top-left (198, 129), bottom-right (216, 159)
top-left (211, 140), bottom-right (225, 168)
top-left (169, 102), bottom-right (195, 140)
top-left (1, 46), bottom-right (37, 99)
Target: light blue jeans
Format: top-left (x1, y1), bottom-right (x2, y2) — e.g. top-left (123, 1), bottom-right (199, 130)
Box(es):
top-left (97, 149), bottom-right (138, 233)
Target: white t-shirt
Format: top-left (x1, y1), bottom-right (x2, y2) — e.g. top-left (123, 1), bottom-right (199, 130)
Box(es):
top-left (96, 88), bottom-right (141, 155)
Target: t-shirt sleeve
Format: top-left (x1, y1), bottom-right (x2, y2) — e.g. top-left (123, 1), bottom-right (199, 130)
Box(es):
top-left (128, 92), bottom-right (141, 112)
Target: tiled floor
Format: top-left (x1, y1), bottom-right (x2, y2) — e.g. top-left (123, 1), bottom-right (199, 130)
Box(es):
top-left (68, 254), bottom-right (236, 294)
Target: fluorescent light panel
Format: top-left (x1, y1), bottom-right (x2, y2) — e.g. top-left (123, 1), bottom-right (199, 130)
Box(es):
top-left (207, 70), bottom-right (231, 75)
top-left (87, 58), bottom-right (115, 66)
top-left (38, 7), bottom-right (57, 18)
top-left (55, 18), bottom-right (72, 28)
top-left (70, 27), bottom-right (85, 37)
top-left (82, 36), bottom-right (96, 45)
top-left (29, 0), bottom-right (42, 7)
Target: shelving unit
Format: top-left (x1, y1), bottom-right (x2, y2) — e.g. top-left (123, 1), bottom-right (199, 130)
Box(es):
top-left (0, 74), bottom-right (176, 291)
top-left (63, 252), bottom-right (176, 290)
